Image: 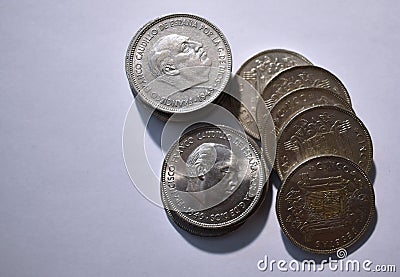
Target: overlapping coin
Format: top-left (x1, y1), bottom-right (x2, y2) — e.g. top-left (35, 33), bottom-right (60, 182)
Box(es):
top-left (160, 125), bottom-right (268, 236)
top-left (262, 65), bottom-right (352, 110)
top-left (126, 14), bottom-right (232, 116)
top-left (276, 105), bottom-right (373, 181)
top-left (276, 155), bottom-right (375, 254)
top-left (236, 50), bottom-right (312, 139)
top-left (268, 87), bottom-right (354, 137)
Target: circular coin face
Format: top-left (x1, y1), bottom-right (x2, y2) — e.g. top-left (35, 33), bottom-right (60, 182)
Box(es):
top-left (160, 125), bottom-right (267, 236)
top-left (276, 155), bottom-right (375, 254)
top-left (126, 14), bottom-right (232, 114)
top-left (262, 65), bottom-right (352, 110)
top-left (276, 106), bottom-right (373, 181)
top-left (236, 49), bottom-right (312, 139)
top-left (269, 87), bottom-right (354, 137)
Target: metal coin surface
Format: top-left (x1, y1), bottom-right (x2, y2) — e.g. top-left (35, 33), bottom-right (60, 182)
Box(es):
top-left (262, 65), bottom-right (352, 110)
top-left (160, 125), bottom-right (267, 236)
top-left (276, 106), bottom-right (372, 181)
top-left (126, 14), bottom-right (232, 114)
top-left (236, 49), bottom-right (312, 139)
top-left (276, 155), bottom-right (375, 254)
top-left (269, 87), bottom-right (354, 137)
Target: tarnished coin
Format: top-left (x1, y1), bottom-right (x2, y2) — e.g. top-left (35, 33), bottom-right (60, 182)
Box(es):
top-left (262, 65), bottom-right (352, 110)
top-left (276, 155), bottom-right (375, 254)
top-left (236, 49), bottom-right (312, 140)
top-left (126, 14), bottom-right (232, 114)
top-left (160, 125), bottom-right (268, 236)
top-left (269, 87), bottom-right (354, 137)
top-left (276, 106), bottom-right (373, 181)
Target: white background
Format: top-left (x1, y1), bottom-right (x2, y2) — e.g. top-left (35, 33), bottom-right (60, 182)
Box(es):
top-left (1, 0), bottom-right (399, 276)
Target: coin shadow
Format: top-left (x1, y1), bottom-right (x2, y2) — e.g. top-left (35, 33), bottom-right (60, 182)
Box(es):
top-left (169, 185), bottom-right (273, 253)
top-left (135, 99), bottom-right (166, 147)
top-left (281, 207), bottom-right (378, 262)
top-left (269, 170), bottom-right (282, 190)
top-left (369, 160), bottom-right (376, 185)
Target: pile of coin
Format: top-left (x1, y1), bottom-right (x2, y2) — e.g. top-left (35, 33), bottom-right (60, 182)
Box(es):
top-left (125, 13), bottom-right (375, 253)
top-left (236, 50), bottom-right (375, 254)
top-left (160, 124), bottom-right (268, 236)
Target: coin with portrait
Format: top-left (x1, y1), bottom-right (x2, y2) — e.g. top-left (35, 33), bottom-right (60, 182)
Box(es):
top-left (160, 125), bottom-right (268, 236)
top-left (126, 14), bottom-right (232, 114)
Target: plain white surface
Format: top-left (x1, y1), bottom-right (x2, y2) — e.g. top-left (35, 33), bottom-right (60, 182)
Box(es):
top-left (1, 0), bottom-right (399, 276)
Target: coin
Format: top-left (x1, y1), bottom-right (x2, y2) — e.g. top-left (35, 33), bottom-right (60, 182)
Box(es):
top-left (268, 87), bottom-right (354, 137)
top-left (262, 65), bottom-right (352, 110)
top-left (160, 125), bottom-right (268, 236)
top-left (276, 106), bottom-right (373, 181)
top-left (236, 49), bottom-right (312, 140)
top-left (276, 155), bottom-right (375, 254)
top-left (126, 14), bottom-right (232, 114)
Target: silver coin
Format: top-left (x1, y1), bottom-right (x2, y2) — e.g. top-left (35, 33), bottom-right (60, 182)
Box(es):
top-left (268, 87), bottom-right (354, 137)
top-left (236, 49), bottom-right (312, 140)
top-left (262, 65), bottom-right (352, 110)
top-left (160, 125), bottom-right (267, 236)
top-left (276, 106), bottom-right (373, 181)
top-left (126, 14), bottom-right (232, 114)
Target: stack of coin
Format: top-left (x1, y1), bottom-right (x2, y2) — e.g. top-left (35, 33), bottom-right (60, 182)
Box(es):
top-left (236, 51), bottom-right (375, 253)
top-left (125, 14), bottom-right (232, 121)
top-left (160, 124), bottom-right (268, 236)
top-left (126, 14), bottom-right (271, 236)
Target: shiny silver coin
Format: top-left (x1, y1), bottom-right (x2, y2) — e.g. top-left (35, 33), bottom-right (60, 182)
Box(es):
top-left (276, 106), bottom-right (372, 181)
top-left (126, 14), bottom-right (232, 114)
top-left (262, 65), bottom-right (352, 110)
top-left (160, 125), bottom-right (268, 236)
top-left (268, 87), bottom-right (354, 137)
top-left (236, 49), bottom-right (312, 140)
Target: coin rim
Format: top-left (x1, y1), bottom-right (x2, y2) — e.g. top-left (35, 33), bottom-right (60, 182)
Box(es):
top-left (276, 154), bottom-right (375, 254)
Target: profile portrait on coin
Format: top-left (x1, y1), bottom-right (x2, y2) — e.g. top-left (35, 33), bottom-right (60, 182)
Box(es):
top-left (184, 143), bottom-right (246, 206)
top-left (148, 34), bottom-right (212, 96)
